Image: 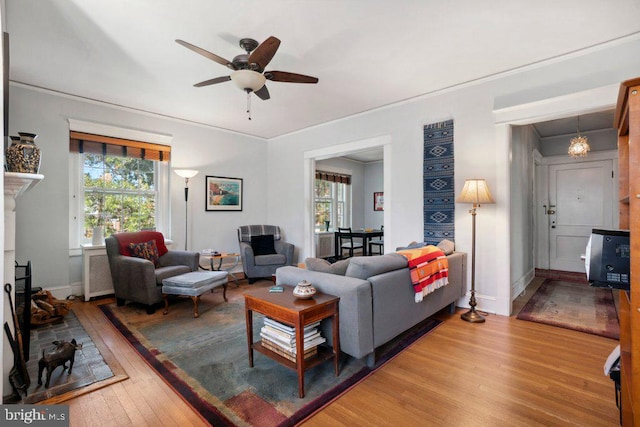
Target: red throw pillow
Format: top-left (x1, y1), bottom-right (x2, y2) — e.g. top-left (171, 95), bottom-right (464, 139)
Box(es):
top-left (129, 240), bottom-right (160, 267)
top-left (117, 231), bottom-right (168, 257)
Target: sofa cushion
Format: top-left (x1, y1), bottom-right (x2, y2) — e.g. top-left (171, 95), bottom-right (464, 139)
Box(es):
top-left (305, 258), bottom-right (350, 276)
top-left (345, 253), bottom-right (408, 280)
top-left (129, 240), bottom-right (160, 267)
top-left (251, 234), bottom-right (277, 256)
top-left (396, 241), bottom-right (425, 251)
top-left (117, 231), bottom-right (169, 257)
top-left (437, 239), bottom-right (455, 255)
top-left (396, 240), bottom-right (455, 255)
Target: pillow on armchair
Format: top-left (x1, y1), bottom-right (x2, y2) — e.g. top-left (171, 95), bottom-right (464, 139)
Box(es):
top-left (251, 235), bottom-right (277, 255)
top-left (117, 230), bottom-right (169, 257)
top-left (129, 240), bottom-right (160, 267)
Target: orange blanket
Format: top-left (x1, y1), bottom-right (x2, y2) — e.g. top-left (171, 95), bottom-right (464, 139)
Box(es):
top-left (396, 245), bottom-right (449, 302)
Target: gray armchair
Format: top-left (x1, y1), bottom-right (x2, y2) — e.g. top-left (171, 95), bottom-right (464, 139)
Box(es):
top-left (105, 231), bottom-right (199, 314)
top-left (237, 225), bottom-right (294, 283)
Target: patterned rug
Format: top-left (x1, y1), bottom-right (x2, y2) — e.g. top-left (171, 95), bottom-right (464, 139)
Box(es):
top-left (98, 281), bottom-right (442, 426)
top-left (516, 279), bottom-right (619, 339)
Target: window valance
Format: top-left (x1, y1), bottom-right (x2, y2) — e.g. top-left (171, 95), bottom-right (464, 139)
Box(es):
top-left (69, 131), bottom-right (171, 162)
top-left (315, 170), bottom-right (351, 185)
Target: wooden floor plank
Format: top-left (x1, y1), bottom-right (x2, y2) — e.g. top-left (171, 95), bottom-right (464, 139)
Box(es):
top-left (62, 284), bottom-right (619, 427)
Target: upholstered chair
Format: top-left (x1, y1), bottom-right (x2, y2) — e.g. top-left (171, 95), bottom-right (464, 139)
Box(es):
top-left (237, 225), bottom-right (294, 283)
top-left (105, 231), bottom-right (199, 314)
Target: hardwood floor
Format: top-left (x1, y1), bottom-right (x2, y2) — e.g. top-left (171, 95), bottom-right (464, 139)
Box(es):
top-left (64, 282), bottom-right (619, 426)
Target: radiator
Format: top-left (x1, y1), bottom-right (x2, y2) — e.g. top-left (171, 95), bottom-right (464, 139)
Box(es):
top-left (315, 233), bottom-right (335, 258)
top-left (82, 245), bottom-right (115, 301)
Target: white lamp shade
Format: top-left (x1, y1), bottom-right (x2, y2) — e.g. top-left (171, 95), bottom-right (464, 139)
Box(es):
top-left (174, 169), bottom-right (199, 179)
top-left (230, 70), bottom-right (266, 92)
top-left (457, 179), bottom-right (495, 205)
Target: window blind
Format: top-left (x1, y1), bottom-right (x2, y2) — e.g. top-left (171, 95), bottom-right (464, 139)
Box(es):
top-left (315, 170), bottom-right (351, 185)
top-left (69, 131), bottom-right (171, 162)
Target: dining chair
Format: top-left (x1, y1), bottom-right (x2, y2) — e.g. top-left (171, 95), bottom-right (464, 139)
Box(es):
top-left (337, 227), bottom-right (363, 259)
top-left (368, 225), bottom-right (384, 255)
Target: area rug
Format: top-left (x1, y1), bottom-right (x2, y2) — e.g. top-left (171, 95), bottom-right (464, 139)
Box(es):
top-left (98, 282), bottom-right (442, 426)
top-left (516, 279), bottom-right (619, 339)
top-left (17, 309), bottom-right (128, 404)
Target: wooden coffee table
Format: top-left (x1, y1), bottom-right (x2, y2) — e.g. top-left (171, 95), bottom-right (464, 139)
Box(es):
top-left (244, 285), bottom-right (340, 398)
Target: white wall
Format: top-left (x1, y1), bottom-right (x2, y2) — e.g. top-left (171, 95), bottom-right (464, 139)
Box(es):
top-left (9, 84), bottom-right (267, 293)
top-left (364, 161), bottom-right (384, 230)
top-left (267, 35), bottom-right (640, 316)
top-left (510, 125), bottom-right (541, 298)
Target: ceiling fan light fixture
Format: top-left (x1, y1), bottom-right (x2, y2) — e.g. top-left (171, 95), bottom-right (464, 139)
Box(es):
top-left (230, 70), bottom-right (266, 92)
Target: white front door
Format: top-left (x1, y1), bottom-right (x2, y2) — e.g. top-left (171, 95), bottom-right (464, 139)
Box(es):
top-left (548, 160), bottom-right (614, 272)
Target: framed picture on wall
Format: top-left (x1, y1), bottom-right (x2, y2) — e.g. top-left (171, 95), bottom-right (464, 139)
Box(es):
top-left (374, 192), bottom-right (384, 211)
top-left (206, 176), bottom-right (243, 211)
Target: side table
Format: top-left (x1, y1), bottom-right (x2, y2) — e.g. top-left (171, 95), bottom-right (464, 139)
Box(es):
top-left (244, 285), bottom-right (340, 398)
top-left (200, 251), bottom-right (241, 286)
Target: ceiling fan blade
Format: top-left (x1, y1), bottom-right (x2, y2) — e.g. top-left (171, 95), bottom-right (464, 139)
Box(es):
top-left (175, 39), bottom-right (235, 70)
top-left (248, 36), bottom-right (280, 71)
top-left (193, 76), bottom-right (231, 87)
top-left (254, 85), bottom-right (270, 100)
top-left (265, 71), bottom-right (319, 84)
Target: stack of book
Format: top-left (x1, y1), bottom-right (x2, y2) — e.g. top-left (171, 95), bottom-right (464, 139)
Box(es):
top-left (260, 317), bottom-right (326, 362)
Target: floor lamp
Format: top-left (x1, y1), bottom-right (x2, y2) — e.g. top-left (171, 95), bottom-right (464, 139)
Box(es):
top-left (456, 178), bottom-right (495, 323)
top-left (174, 169), bottom-right (199, 250)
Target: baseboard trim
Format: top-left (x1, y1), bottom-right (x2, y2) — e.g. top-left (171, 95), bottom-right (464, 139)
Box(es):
top-left (511, 268), bottom-right (536, 302)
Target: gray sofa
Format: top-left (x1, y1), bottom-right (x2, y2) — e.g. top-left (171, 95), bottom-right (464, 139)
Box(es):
top-left (276, 251), bottom-right (467, 366)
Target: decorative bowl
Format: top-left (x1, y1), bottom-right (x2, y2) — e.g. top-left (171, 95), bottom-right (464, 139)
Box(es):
top-left (293, 280), bottom-right (316, 299)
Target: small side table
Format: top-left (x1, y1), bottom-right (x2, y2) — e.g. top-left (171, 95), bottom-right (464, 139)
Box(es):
top-left (200, 252), bottom-right (241, 286)
top-left (244, 285), bottom-right (340, 398)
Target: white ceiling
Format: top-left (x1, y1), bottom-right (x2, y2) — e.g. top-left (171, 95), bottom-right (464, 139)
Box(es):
top-left (6, 1), bottom-right (640, 140)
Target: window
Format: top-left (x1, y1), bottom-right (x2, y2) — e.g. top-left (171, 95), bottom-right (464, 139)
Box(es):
top-left (69, 129), bottom-right (171, 247)
top-left (314, 170), bottom-right (351, 232)
top-left (83, 154), bottom-right (157, 236)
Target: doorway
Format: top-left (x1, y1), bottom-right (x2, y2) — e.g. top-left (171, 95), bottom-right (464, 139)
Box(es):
top-left (303, 135), bottom-right (391, 260)
top-left (494, 83), bottom-right (620, 315)
top-left (546, 159), bottom-right (614, 272)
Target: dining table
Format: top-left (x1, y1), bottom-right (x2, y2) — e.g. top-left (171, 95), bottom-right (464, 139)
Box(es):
top-left (334, 228), bottom-right (384, 257)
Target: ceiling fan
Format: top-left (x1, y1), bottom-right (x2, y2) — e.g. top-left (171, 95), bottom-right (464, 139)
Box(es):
top-left (176, 36), bottom-right (319, 119)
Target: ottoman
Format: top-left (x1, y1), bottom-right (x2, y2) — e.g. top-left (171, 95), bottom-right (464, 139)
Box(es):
top-left (162, 271), bottom-right (228, 318)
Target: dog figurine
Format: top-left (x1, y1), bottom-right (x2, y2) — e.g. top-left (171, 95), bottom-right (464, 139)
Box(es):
top-left (38, 339), bottom-right (83, 388)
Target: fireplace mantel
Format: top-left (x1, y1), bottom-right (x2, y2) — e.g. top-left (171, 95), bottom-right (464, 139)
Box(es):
top-left (4, 171), bottom-right (44, 202)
